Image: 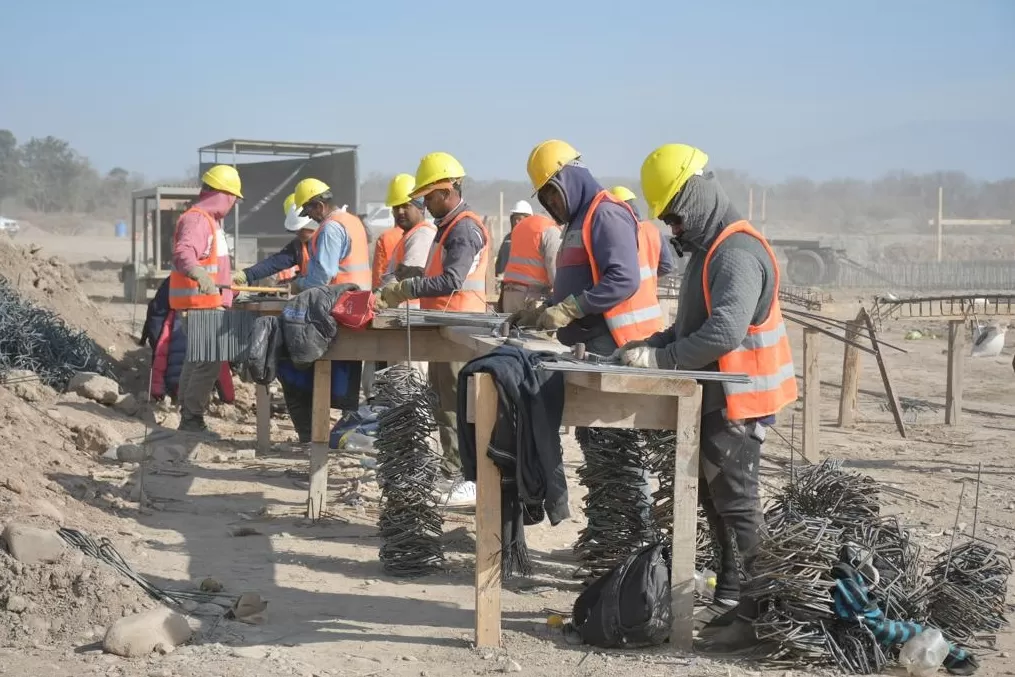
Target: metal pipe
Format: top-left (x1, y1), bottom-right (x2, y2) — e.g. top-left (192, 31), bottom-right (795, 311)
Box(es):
top-left (537, 360), bottom-right (751, 383)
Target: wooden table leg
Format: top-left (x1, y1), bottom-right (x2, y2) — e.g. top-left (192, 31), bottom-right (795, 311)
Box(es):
top-left (802, 328), bottom-right (821, 463)
top-left (307, 360), bottom-right (332, 520)
top-left (472, 373), bottom-right (502, 648)
top-left (255, 384), bottom-right (270, 455)
top-left (669, 385), bottom-right (702, 651)
top-left (946, 320), bottom-right (964, 425)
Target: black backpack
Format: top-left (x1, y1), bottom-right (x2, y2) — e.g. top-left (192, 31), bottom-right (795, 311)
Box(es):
top-left (571, 542), bottom-right (672, 648)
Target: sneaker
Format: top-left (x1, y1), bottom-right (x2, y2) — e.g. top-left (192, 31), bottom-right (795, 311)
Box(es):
top-left (442, 479), bottom-right (477, 508)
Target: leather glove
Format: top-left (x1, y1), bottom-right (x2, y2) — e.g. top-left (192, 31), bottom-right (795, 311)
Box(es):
top-left (395, 264), bottom-right (425, 280)
top-left (378, 279), bottom-right (416, 309)
top-left (609, 339), bottom-right (649, 362)
top-left (507, 303), bottom-right (547, 328)
top-left (186, 266), bottom-right (218, 295)
top-left (620, 345), bottom-right (660, 369)
top-left (232, 270), bottom-right (248, 286)
top-left (535, 294), bottom-right (584, 330)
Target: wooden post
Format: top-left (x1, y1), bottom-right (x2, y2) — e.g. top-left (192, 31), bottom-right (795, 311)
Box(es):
top-left (255, 384), bottom-right (270, 455)
top-left (936, 186), bottom-right (944, 263)
top-left (860, 309), bottom-right (907, 438)
top-left (669, 385), bottom-right (702, 651)
top-left (802, 329), bottom-right (821, 463)
top-left (307, 360), bottom-right (332, 520)
top-left (472, 373), bottom-right (502, 648)
top-left (837, 314), bottom-right (863, 427)
top-left (946, 320), bottom-right (964, 425)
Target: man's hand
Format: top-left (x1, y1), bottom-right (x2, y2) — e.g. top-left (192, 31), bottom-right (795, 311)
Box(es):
top-left (535, 295), bottom-right (584, 330)
top-left (609, 339), bottom-right (649, 360)
top-left (232, 270), bottom-right (248, 286)
top-left (507, 302), bottom-right (546, 328)
top-left (377, 279), bottom-right (416, 309)
top-left (186, 267), bottom-right (218, 295)
top-left (619, 346), bottom-right (660, 369)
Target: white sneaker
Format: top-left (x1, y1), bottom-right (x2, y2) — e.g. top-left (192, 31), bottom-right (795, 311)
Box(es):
top-left (443, 479), bottom-right (477, 508)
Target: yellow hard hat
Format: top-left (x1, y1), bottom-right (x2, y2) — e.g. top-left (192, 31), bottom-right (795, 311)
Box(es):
top-left (410, 152), bottom-right (466, 198)
top-left (293, 178), bottom-right (331, 208)
top-left (640, 144), bottom-right (709, 219)
top-left (526, 140), bottom-right (580, 192)
top-left (385, 173), bottom-right (417, 207)
top-left (201, 164), bottom-right (243, 198)
top-left (283, 193), bottom-right (296, 215)
top-left (609, 185), bottom-right (638, 203)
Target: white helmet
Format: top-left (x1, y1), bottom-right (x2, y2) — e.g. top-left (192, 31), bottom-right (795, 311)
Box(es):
top-left (284, 203), bottom-right (317, 232)
top-left (510, 200), bottom-right (533, 216)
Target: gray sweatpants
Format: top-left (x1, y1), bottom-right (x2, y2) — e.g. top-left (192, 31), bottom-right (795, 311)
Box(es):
top-left (178, 360), bottom-right (220, 419)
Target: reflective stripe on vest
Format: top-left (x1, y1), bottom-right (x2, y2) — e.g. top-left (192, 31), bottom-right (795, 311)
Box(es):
top-left (168, 207), bottom-right (224, 309)
top-left (502, 214), bottom-right (556, 290)
top-left (702, 220), bottom-right (798, 419)
top-left (420, 210), bottom-right (490, 313)
top-left (388, 221), bottom-right (437, 309)
top-left (580, 192), bottom-right (664, 346)
top-left (304, 211), bottom-right (371, 290)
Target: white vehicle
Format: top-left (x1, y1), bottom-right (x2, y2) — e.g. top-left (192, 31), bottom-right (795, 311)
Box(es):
top-left (0, 216), bottom-right (19, 236)
top-left (363, 205), bottom-right (395, 239)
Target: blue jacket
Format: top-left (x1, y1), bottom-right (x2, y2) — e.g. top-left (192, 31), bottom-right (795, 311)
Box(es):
top-left (244, 239), bottom-right (300, 282)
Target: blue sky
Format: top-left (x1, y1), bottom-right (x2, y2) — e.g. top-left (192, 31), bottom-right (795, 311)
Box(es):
top-left (2, 0), bottom-right (1013, 181)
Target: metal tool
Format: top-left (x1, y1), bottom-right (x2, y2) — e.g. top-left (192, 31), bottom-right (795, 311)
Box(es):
top-left (219, 284), bottom-right (289, 295)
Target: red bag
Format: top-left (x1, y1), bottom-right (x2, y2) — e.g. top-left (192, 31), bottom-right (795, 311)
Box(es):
top-left (330, 290), bottom-right (376, 330)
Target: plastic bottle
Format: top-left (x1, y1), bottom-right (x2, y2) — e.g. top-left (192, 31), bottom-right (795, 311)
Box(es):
top-left (339, 431), bottom-right (376, 454)
top-left (694, 569), bottom-right (717, 598)
top-left (899, 629), bottom-right (950, 677)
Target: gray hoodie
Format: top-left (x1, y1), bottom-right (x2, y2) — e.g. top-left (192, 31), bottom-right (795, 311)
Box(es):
top-left (645, 173), bottom-right (777, 415)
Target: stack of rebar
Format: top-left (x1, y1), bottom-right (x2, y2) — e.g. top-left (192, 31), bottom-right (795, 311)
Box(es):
top-left (574, 427), bottom-right (658, 578)
top-left (372, 365), bottom-right (444, 576)
top-left (925, 540), bottom-right (1012, 649)
top-left (184, 308), bottom-right (255, 362)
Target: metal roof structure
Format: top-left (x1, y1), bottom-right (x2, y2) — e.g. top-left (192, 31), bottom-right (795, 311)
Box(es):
top-left (198, 139), bottom-right (357, 159)
top-left (130, 184), bottom-right (200, 200)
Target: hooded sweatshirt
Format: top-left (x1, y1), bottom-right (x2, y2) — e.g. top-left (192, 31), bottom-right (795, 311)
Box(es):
top-left (549, 165), bottom-right (642, 347)
top-left (645, 173), bottom-right (776, 415)
top-left (172, 190), bottom-right (235, 307)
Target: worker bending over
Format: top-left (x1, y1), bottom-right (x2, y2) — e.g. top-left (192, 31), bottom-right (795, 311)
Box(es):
top-left (618, 144), bottom-right (797, 653)
top-left (498, 200), bottom-right (561, 313)
top-left (376, 152), bottom-right (490, 507)
top-left (232, 193), bottom-right (317, 287)
top-left (169, 165), bottom-right (244, 433)
top-left (292, 178), bottom-right (371, 291)
top-left (608, 185), bottom-right (675, 289)
top-left (379, 173), bottom-right (437, 290)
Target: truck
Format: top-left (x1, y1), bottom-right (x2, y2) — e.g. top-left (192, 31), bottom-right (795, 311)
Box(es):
top-left (770, 239), bottom-right (847, 286)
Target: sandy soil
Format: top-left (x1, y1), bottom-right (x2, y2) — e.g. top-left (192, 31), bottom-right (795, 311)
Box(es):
top-left (0, 231), bottom-right (1012, 676)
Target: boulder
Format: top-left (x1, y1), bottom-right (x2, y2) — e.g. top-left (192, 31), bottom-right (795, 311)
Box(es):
top-left (115, 443), bottom-right (149, 462)
top-left (102, 607), bottom-right (192, 657)
top-left (2, 522), bottom-right (66, 564)
top-left (114, 393), bottom-right (141, 416)
top-left (68, 372), bottom-right (120, 405)
top-left (74, 423), bottom-right (121, 454)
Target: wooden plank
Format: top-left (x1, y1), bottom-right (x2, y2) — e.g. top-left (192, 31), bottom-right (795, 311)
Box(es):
top-left (837, 317), bottom-right (862, 427)
top-left (946, 320), bottom-right (965, 425)
top-left (861, 309), bottom-right (907, 438)
top-left (255, 384), bottom-right (271, 455)
top-left (669, 385), bottom-right (702, 651)
top-left (471, 374), bottom-right (502, 648)
top-left (321, 327), bottom-right (473, 363)
top-left (307, 360), bottom-right (332, 520)
top-left (802, 328), bottom-right (821, 463)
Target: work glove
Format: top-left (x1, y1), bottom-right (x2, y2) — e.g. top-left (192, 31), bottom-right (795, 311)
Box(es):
top-left (377, 279), bottom-right (416, 310)
top-left (186, 266), bottom-right (218, 296)
top-left (609, 339), bottom-right (648, 362)
top-left (619, 345), bottom-right (660, 369)
top-left (507, 298), bottom-right (547, 328)
top-left (232, 270), bottom-right (248, 286)
top-left (395, 264), bottom-right (425, 280)
top-left (535, 294), bottom-right (584, 330)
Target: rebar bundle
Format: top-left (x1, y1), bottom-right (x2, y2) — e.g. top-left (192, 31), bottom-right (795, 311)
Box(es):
top-left (184, 308), bottom-right (255, 362)
top-left (574, 427), bottom-right (657, 578)
top-left (766, 459), bottom-right (881, 530)
top-left (372, 365), bottom-right (444, 576)
top-left (924, 540), bottom-right (1012, 648)
top-left (0, 276), bottom-right (113, 389)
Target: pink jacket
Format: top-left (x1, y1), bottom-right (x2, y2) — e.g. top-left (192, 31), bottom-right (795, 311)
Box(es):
top-left (172, 190), bottom-right (236, 307)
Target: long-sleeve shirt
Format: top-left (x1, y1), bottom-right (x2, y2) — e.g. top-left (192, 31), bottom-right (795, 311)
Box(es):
top-left (297, 221), bottom-right (350, 290)
top-left (495, 234), bottom-right (512, 276)
top-left (410, 201), bottom-right (487, 298)
top-left (657, 232), bottom-right (674, 277)
top-left (244, 239), bottom-right (299, 282)
top-left (540, 224), bottom-right (562, 284)
top-left (381, 223), bottom-right (438, 287)
top-left (172, 190), bottom-right (234, 307)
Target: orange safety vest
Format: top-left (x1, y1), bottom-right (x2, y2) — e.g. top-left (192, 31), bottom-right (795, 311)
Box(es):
top-left (372, 226), bottom-right (404, 290)
top-left (638, 221), bottom-right (662, 299)
top-left (502, 215), bottom-right (558, 290)
top-left (387, 221), bottom-right (437, 309)
top-left (168, 207), bottom-right (225, 310)
top-left (420, 210), bottom-right (490, 312)
top-left (300, 211), bottom-right (371, 289)
top-left (703, 221), bottom-right (798, 420)
top-left (580, 191), bottom-right (664, 345)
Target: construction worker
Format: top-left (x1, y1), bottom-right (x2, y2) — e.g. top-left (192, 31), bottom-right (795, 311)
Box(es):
top-left (618, 144), bottom-right (798, 652)
top-left (375, 152), bottom-right (490, 507)
top-left (169, 164), bottom-right (243, 433)
top-left (292, 178), bottom-right (371, 291)
top-left (494, 200), bottom-right (529, 275)
top-left (608, 185), bottom-right (675, 290)
top-left (378, 173), bottom-right (437, 291)
top-left (372, 221), bottom-right (404, 291)
top-left (498, 200), bottom-right (561, 313)
top-left (232, 193), bottom-right (316, 287)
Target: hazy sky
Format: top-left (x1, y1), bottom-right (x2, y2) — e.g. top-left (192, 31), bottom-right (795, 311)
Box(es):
top-left (3, 0), bottom-right (1013, 182)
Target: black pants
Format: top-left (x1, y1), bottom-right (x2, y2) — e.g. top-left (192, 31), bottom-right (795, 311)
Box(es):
top-left (698, 410), bottom-right (763, 603)
top-left (280, 379), bottom-right (313, 443)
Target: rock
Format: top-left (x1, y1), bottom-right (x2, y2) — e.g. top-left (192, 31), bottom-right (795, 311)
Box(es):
top-left (198, 577), bottom-right (223, 593)
top-left (114, 394), bottom-right (140, 417)
top-left (68, 372), bottom-right (120, 405)
top-left (502, 660), bottom-right (522, 673)
top-left (102, 607), bottom-right (191, 658)
top-left (5, 369), bottom-right (52, 402)
top-left (27, 499), bottom-right (64, 524)
top-left (2, 477), bottom-right (27, 495)
top-left (115, 444), bottom-right (148, 462)
top-left (2, 523), bottom-right (66, 564)
top-left (5, 595), bottom-right (29, 613)
top-left (75, 424), bottom-right (121, 454)
top-left (235, 449), bottom-right (256, 460)
top-left (231, 646), bottom-right (268, 659)
top-left (179, 600), bottom-right (199, 613)
top-left (402, 655), bottom-right (419, 662)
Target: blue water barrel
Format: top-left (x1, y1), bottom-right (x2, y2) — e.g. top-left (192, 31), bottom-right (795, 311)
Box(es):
top-left (115, 221), bottom-right (127, 238)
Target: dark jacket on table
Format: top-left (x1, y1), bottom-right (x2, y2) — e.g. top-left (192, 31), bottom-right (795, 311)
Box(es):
top-left (456, 346), bottom-right (569, 526)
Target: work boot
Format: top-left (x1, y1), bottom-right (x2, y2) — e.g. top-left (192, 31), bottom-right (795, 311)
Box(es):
top-left (177, 415), bottom-right (217, 437)
top-left (693, 617), bottom-right (764, 656)
top-left (694, 598), bottom-right (738, 632)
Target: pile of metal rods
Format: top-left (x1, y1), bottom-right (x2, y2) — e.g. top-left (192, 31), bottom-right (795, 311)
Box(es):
top-left (372, 365), bottom-right (445, 576)
top-left (573, 427), bottom-right (658, 578)
top-left (924, 540), bottom-right (1012, 648)
top-left (0, 276), bottom-right (113, 389)
top-left (377, 308), bottom-right (509, 329)
top-left (184, 308), bottom-right (255, 362)
top-left (765, 459), bottom-right (881, 529)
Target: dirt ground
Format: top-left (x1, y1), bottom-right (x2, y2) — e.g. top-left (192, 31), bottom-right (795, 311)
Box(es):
top-left (0, 230), bottom-right (1012, 677)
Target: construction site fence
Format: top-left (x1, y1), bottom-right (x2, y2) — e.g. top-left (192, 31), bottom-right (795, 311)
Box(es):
top-left (834, 260), bottom-right (1015, 291)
